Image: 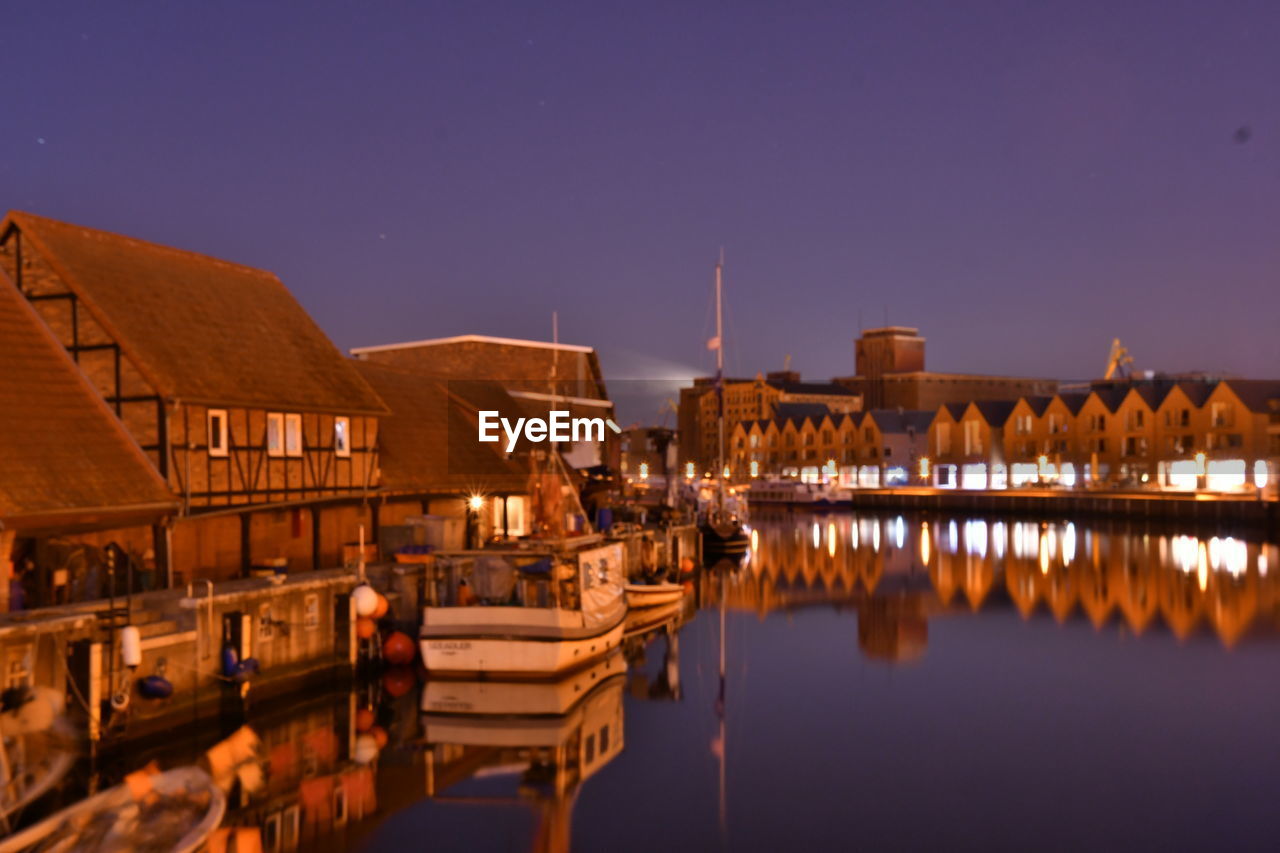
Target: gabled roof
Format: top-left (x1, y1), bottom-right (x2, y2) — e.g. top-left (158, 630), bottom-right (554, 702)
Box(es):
top-left (6, 211), bottom-right (387, 415)
top-left (0, 272), bottom-right (176, 530)
top-left (1219, 379), bottom-right (1280, 412)
top-left (1087, 389), bottom-right (1128, 413)
top-left (864, 409), bottom-right (934, 434)
top-left (1054, 392), bottom-right (1090, 415)
top-left (969, 400), bottom-right (1018, 426)
top-left (1127, 384), bottom-right (1171, 409)
top-left (353, 363), bottom-right (527, 495)
top-left (938, 402), bottom-right (967, 420)
top-left (1173, 380), bottom-right (1215, 407)
top-left (1019, 396), bottom-right (1054, 416)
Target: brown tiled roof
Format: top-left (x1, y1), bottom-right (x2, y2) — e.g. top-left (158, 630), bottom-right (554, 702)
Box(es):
top-left (0, 273), bottom-right (176, 530)
top-left (1221, 379), bottom-right (1280, 412)
top-left (6, 212), bottom-right (387, 415)
top-left (354, 362), bottom-right (528, 495)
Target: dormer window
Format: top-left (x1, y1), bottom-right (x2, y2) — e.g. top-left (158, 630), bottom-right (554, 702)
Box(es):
top-left (335, 417), bottom-right (351, 457)
top-left (208, 409), bottom-right (228, 457)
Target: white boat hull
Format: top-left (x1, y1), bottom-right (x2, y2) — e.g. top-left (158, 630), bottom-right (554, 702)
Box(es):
top-left (421, 619), bottom-right (625, 677)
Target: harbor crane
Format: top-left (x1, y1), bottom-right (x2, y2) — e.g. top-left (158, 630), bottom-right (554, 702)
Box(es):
top-left (1103, 338), bottom-right (1134, 380)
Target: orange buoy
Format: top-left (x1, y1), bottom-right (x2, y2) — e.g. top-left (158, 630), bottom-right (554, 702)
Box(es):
top-left (382, 631), bottom-right (416, 666)
top-left (370, 726), bottom-right (388, 749)
top-left (372, 593), bottom-right (389, 620)
top-left (356, 617), bottom-right (377, 640)
top-left (355, 708), bottom-right (375, 732)
top-left (679, 556), bottom-right (695, 574)
top-left (382, 666), bottom-right (415, 698)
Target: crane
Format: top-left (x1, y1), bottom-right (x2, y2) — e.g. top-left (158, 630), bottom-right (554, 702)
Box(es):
top-left (1103, 338), bottom-right (1134, 380)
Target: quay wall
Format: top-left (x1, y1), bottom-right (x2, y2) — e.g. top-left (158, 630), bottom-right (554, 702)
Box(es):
top-left (839, 488), bottom-right (1278, 535)
top-left (0, 569), bottom-right (361, 748)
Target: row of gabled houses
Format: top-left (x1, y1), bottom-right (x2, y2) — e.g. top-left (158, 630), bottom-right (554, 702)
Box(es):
top-left (729, 379), bottom-right (1280, 492)
top-left (1, 211), bottom-right (604, 610)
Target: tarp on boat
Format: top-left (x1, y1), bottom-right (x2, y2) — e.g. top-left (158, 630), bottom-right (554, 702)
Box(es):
top-left (577, 543), bottom-right (625, 630)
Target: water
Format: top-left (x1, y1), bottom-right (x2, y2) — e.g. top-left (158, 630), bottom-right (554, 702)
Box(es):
top-left (43, 512), bottom-right (1280, 851)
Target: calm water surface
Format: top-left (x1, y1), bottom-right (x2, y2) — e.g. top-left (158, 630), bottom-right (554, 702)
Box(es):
top-left (80, 512), bottom-right (1280, 851)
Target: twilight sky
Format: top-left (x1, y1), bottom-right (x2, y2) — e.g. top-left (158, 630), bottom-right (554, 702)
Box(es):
top-left (2, 2), bottom-right (1277, 422)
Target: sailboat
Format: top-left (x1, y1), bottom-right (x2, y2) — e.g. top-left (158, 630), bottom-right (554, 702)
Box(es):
top-left (699, 252), bottom-right (750, 558)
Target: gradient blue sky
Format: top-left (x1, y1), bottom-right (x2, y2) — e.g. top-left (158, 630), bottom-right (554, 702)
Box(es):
top-left (3, 2), bottom-right (1276, 421)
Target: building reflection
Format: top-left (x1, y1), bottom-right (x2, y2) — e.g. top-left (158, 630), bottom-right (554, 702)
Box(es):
top-left (734, 510), bottom-right (1280, 655)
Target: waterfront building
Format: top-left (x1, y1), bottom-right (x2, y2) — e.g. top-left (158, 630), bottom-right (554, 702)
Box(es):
top-left (1153, 381), bottom-right (1215, 489)
top-left (857, 409), bottom-right (933, 487)
top-left (927, 402), bottom-right (968, 487)
top-left (353, 363), bottom-right (532, 543)
top-left (0, 212), bottom-right (388, 586)
top-left (351, 334), bottom-right (615, 470)
top-left (0, 274), bottom-right (178, 610)
top-left (678, 372), bottom-right (861, 476)
top-left (835, 326), bottom-right (1058, 411)
top-left (1001, 396), bottom-right (1054, 486)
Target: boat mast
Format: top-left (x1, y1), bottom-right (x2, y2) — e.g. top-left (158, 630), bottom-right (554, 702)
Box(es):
top-left (715, 250), bottom-right (726, 514)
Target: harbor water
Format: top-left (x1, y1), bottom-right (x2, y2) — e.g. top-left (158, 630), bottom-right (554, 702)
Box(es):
top-left (35, 511), bottom-right (1280, 851)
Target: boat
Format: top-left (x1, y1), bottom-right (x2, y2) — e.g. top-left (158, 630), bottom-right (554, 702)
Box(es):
top-left (0, 766), bottom-right (225, 853)
top-left (0, 688), bottom-right (75, 831)
top-left (699, 252), bottom-right (750, 558)
top-left (748, 479), bottom-right (849, 507)
top-left (421, 649), bottom-right (625, 718)
top-left (624, 580), bottom-right (685, 608)
top-left (419, 537), bottom-right (627, 677)
top-left (623, 596), bottom-right (686, 637)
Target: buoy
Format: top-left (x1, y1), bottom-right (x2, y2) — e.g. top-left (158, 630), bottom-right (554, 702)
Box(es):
top-left (120, 625), bottom-right (142, 668)
top-left (355, 708), bottom-right (375, 732)
top-left (356, 617), bottom-right (377, 640)
top-left (138, 675), bottom-right (174, 699)
top-left (353, 585), bottom-right (378, 617)
top-left (679, 556), bottom-right (695, 575)
top-left (382, 667), bottom-right (414, 698)
top-left (370, 726), bottom-right (388, 749)
top-left (371, 593), bottom-right (389, 620)
top-left (382, 631), bottom-right (415, 665)
top-left (353, 733), bottom-right (379, 764)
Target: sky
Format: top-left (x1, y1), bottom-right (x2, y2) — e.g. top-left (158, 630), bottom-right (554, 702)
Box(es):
top-left (2, 2), bottom-right (1277, 423)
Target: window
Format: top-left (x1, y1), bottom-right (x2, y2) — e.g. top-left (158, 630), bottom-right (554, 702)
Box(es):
top-left (304, 594), bottom-right (319, 630)
top-left (267, 413), bottom-right (284, 457)
top-left (208, 409), bottom-right (229, 457)
top-left (335, 416), bottom-right (351, 457)
top-left (285, 413), bottom-right (303, 457)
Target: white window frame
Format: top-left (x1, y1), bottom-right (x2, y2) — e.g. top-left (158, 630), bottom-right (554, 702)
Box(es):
top-left (266, 413), bottom-right (285, 457)
top-left (285, 413), bottom-right (303, 457)
top-left (335, 416), bottom-right (351, 458)
top-left (208, 409), bottom-right (229, 457)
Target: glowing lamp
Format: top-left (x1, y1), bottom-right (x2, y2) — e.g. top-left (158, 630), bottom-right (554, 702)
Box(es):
top-left (1194, 452), bottom-right (1207, 477)
top-left (919, 457), bottom-right (931, 480)
top-left (467, 494), bottom-right (485, 511)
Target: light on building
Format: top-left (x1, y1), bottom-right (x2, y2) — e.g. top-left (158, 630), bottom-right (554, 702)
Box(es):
top-left (723, 465), bottom-right (731, 479)
top-left (919, 457), bottom-right (930, 481)
top-left (685, 462), bottom-right (695, 480)
top-left (1037, 455), bottom-right (1049, 479)
top-left (750, 460), bottom-right (759, 478)
top-left (1254, 460), bottom-right (1269, 489)
top-left (467, 494), bottom-right (485, 511)
top-left (1194, 452), bottom-right (1207, 477)
top-left (638, 462), bottom-right (649, 481)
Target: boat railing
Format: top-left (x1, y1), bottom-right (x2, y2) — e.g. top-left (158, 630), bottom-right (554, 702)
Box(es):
top-left (424, 551), bottom-right (581, 611)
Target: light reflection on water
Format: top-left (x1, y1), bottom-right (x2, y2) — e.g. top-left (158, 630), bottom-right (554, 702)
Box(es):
top-left (32, 513), bottom-right (1280, 852)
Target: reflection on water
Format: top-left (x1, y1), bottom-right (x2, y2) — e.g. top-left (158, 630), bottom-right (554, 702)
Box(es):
top-left (740, 512), bottom-right (1280, 652)
top-left (13, 513), bottom-right (1280, 852)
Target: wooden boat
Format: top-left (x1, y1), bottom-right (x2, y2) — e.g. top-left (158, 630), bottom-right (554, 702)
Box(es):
top-left (420, 538), bottom-right (627, 677)
top-left (0, 688), bottom-right (75, 829)
top-left (624, 580), bottom-right (684, 608)
top-left (748, 479), bottom-right (849, 507)
top-left (0, 766), bottom-right (225, 853)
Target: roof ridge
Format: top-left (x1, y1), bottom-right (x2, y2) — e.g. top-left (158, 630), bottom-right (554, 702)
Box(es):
top-left (8, 211), bottom-right (280, 280)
